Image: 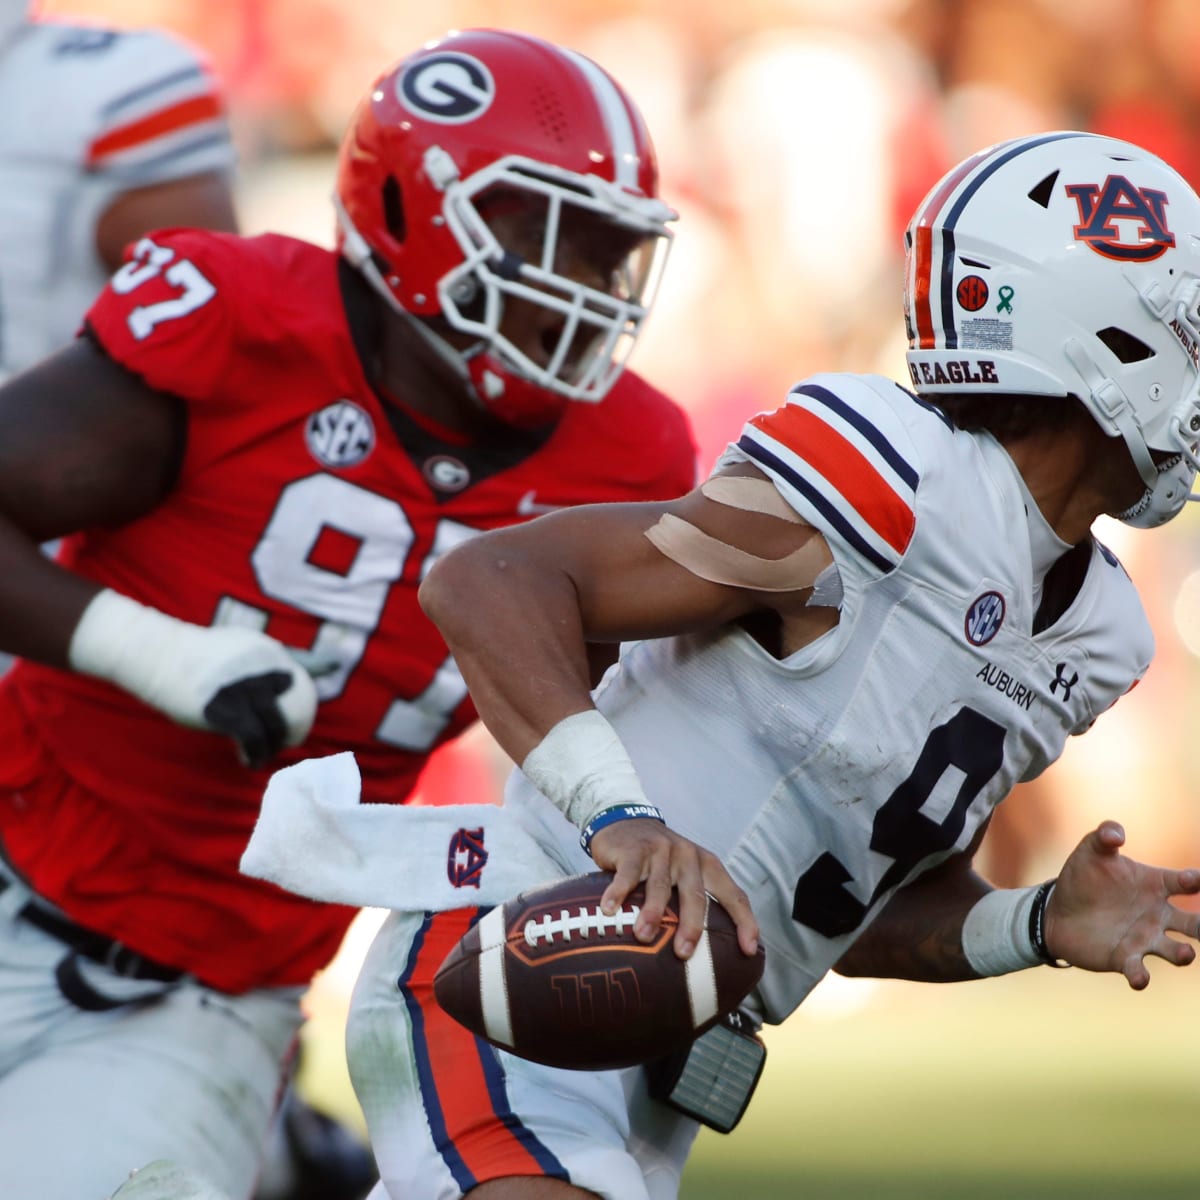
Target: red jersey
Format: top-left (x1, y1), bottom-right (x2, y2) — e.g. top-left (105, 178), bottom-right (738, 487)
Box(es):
top-left (0, 230), bottom-right (696, 992)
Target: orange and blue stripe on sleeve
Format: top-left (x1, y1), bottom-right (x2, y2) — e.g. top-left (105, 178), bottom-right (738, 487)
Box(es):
top-left (740, 382), bottom-right (918, 574)
top-left (87, 93), bottom-right (225, 167)
top-left (402, 910), bottom-right (569, 1192)
top-left (85, 60), bottom-right (232, 174)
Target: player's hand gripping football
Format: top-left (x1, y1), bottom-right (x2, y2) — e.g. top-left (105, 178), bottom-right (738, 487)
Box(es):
top-left (589, 817), bottom-right (760, 961)
top-left (1045, 820), bottom-right (1200, 988)
top-left (68, 589), bottom-right (320, 767)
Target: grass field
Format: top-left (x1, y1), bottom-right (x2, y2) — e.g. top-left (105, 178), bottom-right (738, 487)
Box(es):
top-left (299, 933), bottom-right (1200, 1199)
top-left (680, 968), bottom-right (1200, 1199)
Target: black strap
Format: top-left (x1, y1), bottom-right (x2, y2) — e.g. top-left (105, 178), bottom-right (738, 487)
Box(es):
top-left (55, 952), bottom-right (133, 1012)
top-left (0, 874), bottom-right (183, 983)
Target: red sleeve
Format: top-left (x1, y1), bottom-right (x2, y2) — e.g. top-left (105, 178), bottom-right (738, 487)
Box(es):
top-left (659, 397), bottom-right (699, 497)
top-left (84, 228), bottom-right (240, 400)
top-left (604, 367), bottom-right (700, 499)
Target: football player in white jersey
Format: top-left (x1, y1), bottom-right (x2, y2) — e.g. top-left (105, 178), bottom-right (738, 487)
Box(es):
top-left (0, 1), bottom-right (237, 380)
top-left (341, 132), bottom-right (1200, 1200)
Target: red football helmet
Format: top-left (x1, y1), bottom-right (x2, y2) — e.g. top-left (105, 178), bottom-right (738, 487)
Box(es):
top-left (335, 28), bottom-right (675, 428)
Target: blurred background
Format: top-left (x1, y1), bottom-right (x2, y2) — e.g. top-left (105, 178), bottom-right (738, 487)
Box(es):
top-left (40, 0), bottom-right (1200, 1194)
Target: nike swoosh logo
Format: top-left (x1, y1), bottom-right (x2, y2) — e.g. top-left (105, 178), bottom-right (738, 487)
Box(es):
top-left (517, 490), bottom-right (568, 516)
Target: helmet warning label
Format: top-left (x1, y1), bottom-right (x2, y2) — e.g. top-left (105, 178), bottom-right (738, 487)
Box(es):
top-left (960, 319), bottom-right (1014, 352)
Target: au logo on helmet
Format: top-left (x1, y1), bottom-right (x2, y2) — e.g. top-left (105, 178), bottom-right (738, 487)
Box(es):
top-left (396, 51), bottom-right (495, 124)
top-left (1066, 175), bottom-right (1175, 262)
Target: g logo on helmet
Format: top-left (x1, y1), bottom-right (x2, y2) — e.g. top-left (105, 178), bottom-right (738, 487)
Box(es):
top-left (1066, 175), bottom-right (1175, 262)
top-left (396, 52), bottom-right (495, 124)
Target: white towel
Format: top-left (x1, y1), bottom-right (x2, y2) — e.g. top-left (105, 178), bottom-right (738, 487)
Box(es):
top-left (241, 752), bottom-right (562, 910)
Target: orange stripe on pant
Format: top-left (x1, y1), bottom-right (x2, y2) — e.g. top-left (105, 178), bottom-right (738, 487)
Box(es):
top-left (408, 909), bottom-right (562, 1186)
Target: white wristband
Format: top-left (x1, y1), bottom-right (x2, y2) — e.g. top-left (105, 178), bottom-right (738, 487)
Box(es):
top-left (961, 886), bottom-right (1043, 977)
top-left (520, 709), bottom-right (650, 829)
top-left (69, 589), bottom-right (195, 699)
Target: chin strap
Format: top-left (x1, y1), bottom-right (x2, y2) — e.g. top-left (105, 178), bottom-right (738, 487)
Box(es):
top-left (1063, 337), bottom-right (1158, 489)
top-left (1062, 335), bottom-right (1196, 528)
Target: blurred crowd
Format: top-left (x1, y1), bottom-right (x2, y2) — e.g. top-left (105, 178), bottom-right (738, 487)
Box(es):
top-left (40, 0), bottom-right (1200, 882)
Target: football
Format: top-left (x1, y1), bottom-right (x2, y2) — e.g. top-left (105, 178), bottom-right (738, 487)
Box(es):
top-left (433, 870), bottom-right (765, 1070)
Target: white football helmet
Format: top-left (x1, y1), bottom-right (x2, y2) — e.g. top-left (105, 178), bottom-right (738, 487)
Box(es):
top-left (904, 131), bottom-right (1200, 527)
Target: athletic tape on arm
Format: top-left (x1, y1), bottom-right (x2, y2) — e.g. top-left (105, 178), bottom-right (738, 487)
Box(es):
top-left (645, 513), bottom-right (832, 593)
top-left (699, 475), bottom-right (805, 522)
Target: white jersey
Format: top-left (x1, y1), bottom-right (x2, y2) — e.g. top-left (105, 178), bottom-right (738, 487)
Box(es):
top-left (0, 18), bottom-right (235, 377)
top-left (506, 372), bottom-right (1152, 1027)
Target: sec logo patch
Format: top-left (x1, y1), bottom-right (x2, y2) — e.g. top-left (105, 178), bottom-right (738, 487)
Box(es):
top-left (306, 401), bottom-right (375, 468)
top-left (956, 275), bottom-right (989, 312)
top-left (965, 591), bottom-right (1005, 646)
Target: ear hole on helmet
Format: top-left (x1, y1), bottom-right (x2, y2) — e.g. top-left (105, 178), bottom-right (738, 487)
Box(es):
top-left (382, 176), bottom-right (406, 243)
top-left (1027, 172), bottom-right (1059, 209)
top-left (1096, 327), bottom-right (1155, 363)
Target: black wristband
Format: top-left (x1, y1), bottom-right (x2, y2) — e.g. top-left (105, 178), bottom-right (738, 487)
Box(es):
top-left (1028, 879), bottom-right (1068, 967)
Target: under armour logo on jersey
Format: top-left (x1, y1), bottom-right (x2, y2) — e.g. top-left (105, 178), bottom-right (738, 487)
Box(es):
top-left (397, 52), bottom-right (495, 124)
top-left (447, 827), bottom-right (488, 889)
top-left (964, 591), bottom-right (1005, 646)
top-left (1050, 663), bottom-right (1079, 702)
top-left (1066, 176), bottom-right (1175, 262)
top-left (306, 401), bottom-right (375, 468)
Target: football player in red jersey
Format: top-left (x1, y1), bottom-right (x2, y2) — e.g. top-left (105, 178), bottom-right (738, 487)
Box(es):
top-left (0, 28), bottom-right (696, 1200)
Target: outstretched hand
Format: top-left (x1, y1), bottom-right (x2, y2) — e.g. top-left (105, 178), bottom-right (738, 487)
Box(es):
top-left (1047, 820), bottom-right (1200, 989)
top-left (588, 818), bottom-right (760, 961)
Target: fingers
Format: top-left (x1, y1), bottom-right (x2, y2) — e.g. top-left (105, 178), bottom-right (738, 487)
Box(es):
top-left (596, 826), bottom-right (655, 916)
top-left (202, 670), bottom-right (292, 768)
top-left (1154, 936), bottom-right (1197, 969)
top-left (705, 869), bottom-right (759, 957)
top-left (1165, 903), bottom-right (1200, 944)
top-left (1092, 820), bottom-right (1126, 854)
top-left (1122, 953), bottom-right (1150, 991)
top-left (1162, 867), bottom-right (1200, 896)
top-left (591, 822), bottom-right (758, 961)
top-left (671, 879), bottom-right (708, 960)
top-left (637, 863), bottom-right (674, 946)
top-left (596, 824), bottom-right (677, 945)
top-left (1121, 927), bottom-right (1198, 989)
